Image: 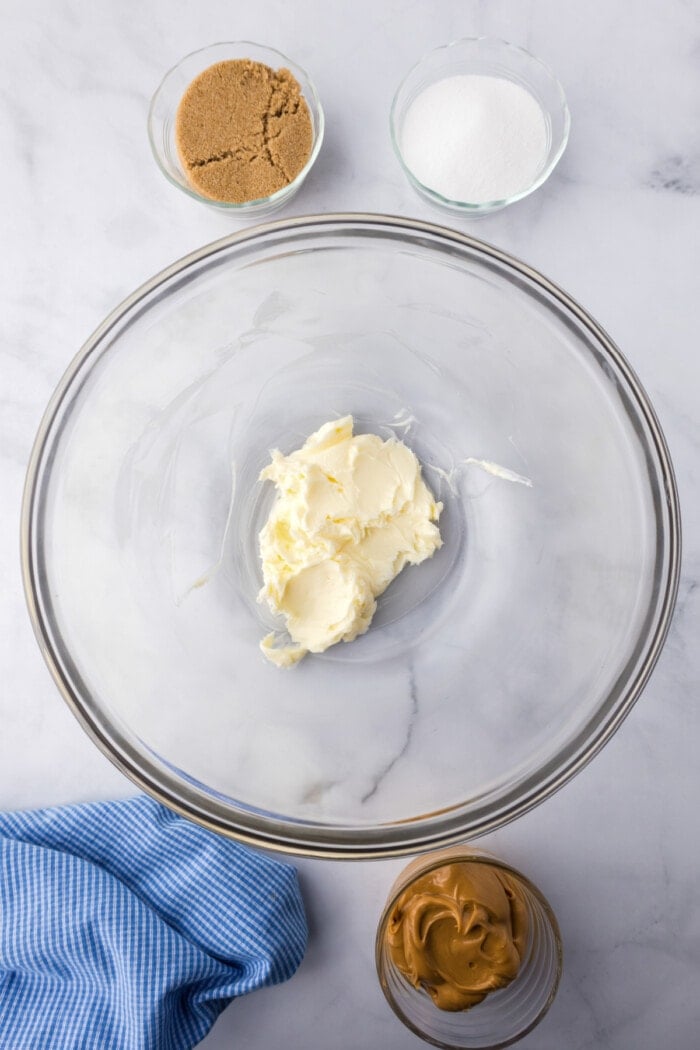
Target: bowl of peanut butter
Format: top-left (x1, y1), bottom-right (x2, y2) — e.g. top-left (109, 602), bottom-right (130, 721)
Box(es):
top-left (376, 847), bottom-right (562, 1047)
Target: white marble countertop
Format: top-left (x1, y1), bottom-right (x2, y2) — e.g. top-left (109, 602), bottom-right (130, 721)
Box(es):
top-left (2, 1), bottom-right (698, 1047)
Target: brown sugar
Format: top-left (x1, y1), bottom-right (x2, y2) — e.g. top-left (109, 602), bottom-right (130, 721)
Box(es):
top-left (175, 59), bottom-right (313, 203)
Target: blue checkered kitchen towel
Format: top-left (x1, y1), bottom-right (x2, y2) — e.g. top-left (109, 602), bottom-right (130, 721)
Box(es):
top-left (0, 796), bottom-right (307, 1049)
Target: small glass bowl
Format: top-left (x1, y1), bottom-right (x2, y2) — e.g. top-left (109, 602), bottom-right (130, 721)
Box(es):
top-left (148, 41), bottom-right (324, 217)
top-left (376, 847), bottom-right (562, 1049)
top-left (391, 37), bottom-right (570, 215)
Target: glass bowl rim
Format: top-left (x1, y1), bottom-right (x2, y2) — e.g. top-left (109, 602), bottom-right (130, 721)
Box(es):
top-left (20, 213), bottom-right (681, 859)
top-left (390, 36), bottom-right (571, 211)
top-left (375, 847), bottom-right (563, 1050)
top-left (147, 40), bottom-right (325, 211)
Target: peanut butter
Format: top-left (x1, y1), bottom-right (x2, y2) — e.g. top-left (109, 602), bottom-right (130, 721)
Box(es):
top-left (387, 861), bottom-right (529, 1011)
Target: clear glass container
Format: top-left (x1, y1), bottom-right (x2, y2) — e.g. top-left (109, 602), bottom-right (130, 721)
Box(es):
top-left (21, 215), bottom-right (680, 857)
top-left (376, 847), bottom-right (562, 1048)
top-left (148, 42), bottom-right (324, 216)
top-left (391, 38), bottom-right (570, 214)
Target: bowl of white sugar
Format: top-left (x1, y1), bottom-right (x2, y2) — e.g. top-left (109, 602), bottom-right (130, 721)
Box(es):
top-left (391, 37), bottom-right (570, 214)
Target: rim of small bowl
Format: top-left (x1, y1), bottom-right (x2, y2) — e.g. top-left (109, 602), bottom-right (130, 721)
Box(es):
top-left (375, 848), bottom-right (563, 1049)
top-left (390, 37), bottom-right (571, 212)
top-left (147, 41), bottom-right (325, 211)
top-left (21, 214), bottom-right (681, 859)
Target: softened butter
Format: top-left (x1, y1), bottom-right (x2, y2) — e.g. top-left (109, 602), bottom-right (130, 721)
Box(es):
top-left (257, 415), bottom-right (442, 667)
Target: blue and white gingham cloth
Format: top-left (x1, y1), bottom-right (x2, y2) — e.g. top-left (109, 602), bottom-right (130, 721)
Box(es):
top-left (0, 796), bottom-right (307, 1049)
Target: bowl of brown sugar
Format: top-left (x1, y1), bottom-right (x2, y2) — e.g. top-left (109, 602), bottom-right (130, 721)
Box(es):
top-left (149, 42), bottom-right (324, 215)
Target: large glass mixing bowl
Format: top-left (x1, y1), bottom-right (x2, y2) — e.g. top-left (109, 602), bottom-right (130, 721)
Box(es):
top-left (22, 215), bottom-right (680, 857)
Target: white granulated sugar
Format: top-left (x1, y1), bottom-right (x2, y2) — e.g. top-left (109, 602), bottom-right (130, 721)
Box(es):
top-left (400, 74), bottom-right (548, 204)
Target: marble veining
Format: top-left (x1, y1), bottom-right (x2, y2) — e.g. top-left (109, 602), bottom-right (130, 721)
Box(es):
top-left (2, 2), bottom-right (699, 1048)
top-left (361, 664), bottom-right (419, 805)
top-left (647, 155), bottom-right (700, 195)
